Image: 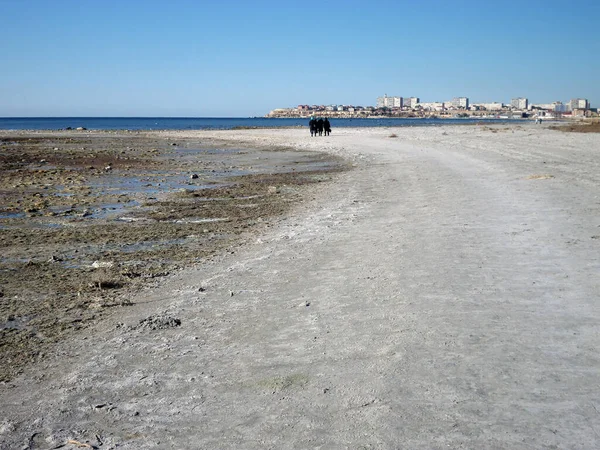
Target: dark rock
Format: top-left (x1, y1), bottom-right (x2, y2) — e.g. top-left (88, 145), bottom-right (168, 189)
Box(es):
top-left (137, 314), bottom-right (181, 330)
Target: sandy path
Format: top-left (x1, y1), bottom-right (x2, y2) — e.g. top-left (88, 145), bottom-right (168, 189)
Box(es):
top-left (2, 125), bottom-right (600, 449)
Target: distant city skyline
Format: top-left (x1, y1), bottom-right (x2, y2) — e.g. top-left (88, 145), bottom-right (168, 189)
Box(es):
top-left (374, 95), bottom-right (591, 110)
top-left (1, 1), bottom-right (599, 117)
top-left (277, 95), bottom-right (592, 118)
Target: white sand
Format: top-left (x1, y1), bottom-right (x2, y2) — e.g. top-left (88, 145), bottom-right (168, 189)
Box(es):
top-left (2, 124), bottom-right (600, 449)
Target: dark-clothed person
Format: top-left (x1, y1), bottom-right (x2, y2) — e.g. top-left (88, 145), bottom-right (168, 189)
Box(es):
top-left (317, 118), bottom-right (324, 136)
top-left (309, 117), bottom-right (316, 136)
top-left (324, 118), bottom-right (331, 136)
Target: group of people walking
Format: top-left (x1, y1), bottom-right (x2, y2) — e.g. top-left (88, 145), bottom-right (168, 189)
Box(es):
top-left (309, 117), bottom-right (331, 136)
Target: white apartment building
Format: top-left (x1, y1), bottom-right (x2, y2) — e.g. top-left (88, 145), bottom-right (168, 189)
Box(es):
top-left (452, 97), bottom-right (469, 108)
top-left (569, 98), bottom-right (590, 110)
top-left (511, 98), bottom-right (529, 109)
top-left (376, 95), bottom-right (391, 108)
top-left (404, 97), bottom-right (420, 108)
top-left (552, 102), bottom-right (569, 113)
top-left (377, 95), bottom-right (402, 108)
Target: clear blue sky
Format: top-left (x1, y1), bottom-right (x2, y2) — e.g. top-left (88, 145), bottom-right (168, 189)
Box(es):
top-left (1, 0), bottom-right (598, 117)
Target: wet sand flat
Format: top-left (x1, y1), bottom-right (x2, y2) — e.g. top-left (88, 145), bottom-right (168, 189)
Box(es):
top-left (0, 130), bottom-right (347, 382)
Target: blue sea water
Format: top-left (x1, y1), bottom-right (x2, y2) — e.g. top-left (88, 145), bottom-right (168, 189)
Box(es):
top-left (0, 117), bottom-right (522, 131)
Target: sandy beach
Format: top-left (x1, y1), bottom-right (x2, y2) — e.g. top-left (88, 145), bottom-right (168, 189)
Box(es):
top-left (1, 123), bottom-right (600, 449)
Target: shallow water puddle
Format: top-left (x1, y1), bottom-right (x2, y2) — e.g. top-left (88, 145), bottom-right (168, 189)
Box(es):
top-left (83, 168), bottom-right (241, 198)
top-left (0, 211), bottom-right (25, 219)
top-left (173, 217), bottom-right (230, 224)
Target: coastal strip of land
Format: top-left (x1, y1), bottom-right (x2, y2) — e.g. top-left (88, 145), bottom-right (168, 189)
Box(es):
top-left (1, 124), bottom-right (600, 449)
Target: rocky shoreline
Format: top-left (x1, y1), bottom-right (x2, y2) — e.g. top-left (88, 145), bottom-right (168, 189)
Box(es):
top-left (0, 130), bottom-right (348, 382)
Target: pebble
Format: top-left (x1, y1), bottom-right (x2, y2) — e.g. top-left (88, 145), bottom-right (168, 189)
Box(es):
top-left (91, 261), bottom-right (114, 269)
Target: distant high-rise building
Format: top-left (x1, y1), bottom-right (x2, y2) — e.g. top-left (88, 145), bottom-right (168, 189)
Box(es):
top-left (405, 97), bottom-right (420, 108)
top-left (553, 102), bottom-right (568, 113)
top-left (511, 98), bottom-right (529, 109)
top-left (377, 95), bottom-right (402, 108)
top-left (569, 98), bottom-right (590, 110)
top-left (452, 97), bottom-right (469, 109)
